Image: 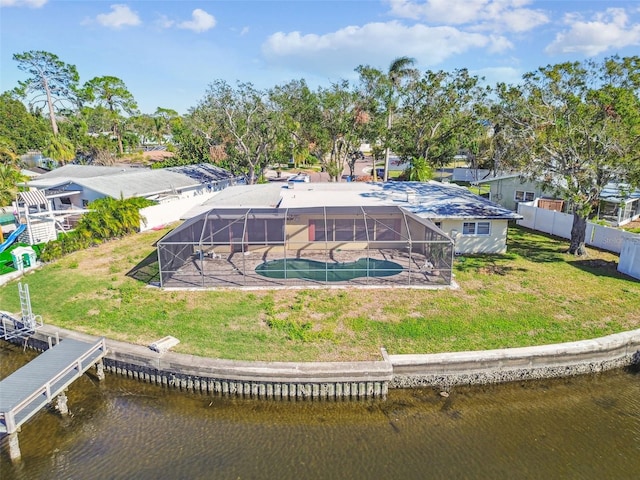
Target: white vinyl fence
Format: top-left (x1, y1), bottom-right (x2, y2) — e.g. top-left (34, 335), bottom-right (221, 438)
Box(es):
top-left (618, 238), bottom-right (640, 279)
top-left (139, 191), bottom-right (220, 231)
top-left (517, 200), bottom-right (639, 255)
top-left (452, 168), bottom-right (491, 182)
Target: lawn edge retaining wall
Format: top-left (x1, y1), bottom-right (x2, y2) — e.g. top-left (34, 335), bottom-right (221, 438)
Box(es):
top-left (2, 323), bottom-right (639, 399)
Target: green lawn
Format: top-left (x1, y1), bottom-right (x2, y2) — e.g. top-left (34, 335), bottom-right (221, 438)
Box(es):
top-left (0, 225), bottom-right (638, 362)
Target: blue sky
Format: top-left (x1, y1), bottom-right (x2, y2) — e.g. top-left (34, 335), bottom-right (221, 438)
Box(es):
top-left (1, 0), bottom-right (639, 115)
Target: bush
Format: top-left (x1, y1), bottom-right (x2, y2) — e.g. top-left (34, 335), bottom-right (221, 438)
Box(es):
top-left (39, 196), bottom-right (154, 261)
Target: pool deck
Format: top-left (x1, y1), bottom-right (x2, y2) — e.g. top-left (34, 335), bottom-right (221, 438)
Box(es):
top-left (162, 248), bottom-right (451, 289)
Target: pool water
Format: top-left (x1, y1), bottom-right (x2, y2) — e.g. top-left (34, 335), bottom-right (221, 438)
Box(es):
top-left (255, 257), bottom-right (403, 281)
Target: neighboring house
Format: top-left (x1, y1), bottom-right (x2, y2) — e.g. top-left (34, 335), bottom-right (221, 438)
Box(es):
top-left (24, 164), bottom-right (242, 209)
top-left (597, 183), bottom-right (640, 226)
top-left (15, 164), bottom-right (243, 244)
top-left (472, 173), bottom-right (554, 212)
top-left (475, 174), bottom-right (640, 227)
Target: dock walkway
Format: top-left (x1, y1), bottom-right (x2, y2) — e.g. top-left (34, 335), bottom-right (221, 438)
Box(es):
top-left (0, 338), bottom-right (106, 435)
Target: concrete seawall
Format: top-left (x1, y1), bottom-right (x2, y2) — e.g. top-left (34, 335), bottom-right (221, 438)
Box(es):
top-left (3, 323), bottom-right (639, 399)
top-left (388, 330), bottom-right (640, 389)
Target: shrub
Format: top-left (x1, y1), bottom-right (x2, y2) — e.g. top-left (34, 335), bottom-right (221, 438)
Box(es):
top-left (39, 196), bottom-right (155, 261)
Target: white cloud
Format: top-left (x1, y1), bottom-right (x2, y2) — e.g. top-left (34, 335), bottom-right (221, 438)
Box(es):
top-left (385, 0), bottom-right (549, 33)
top-left (0, 0), bottom-right (47, 7)
top-left (96, 4), bottom-right (141, 29)
top-left (263, 21), bottom-right (511, 76)
top-left (155, 14), bottom-right (174, 29)
top-left (240, 26), bottom-right (250, 36)
top-left (178, 9), bottom-right (216, 33)
top-left (545, 8), bottom-right (640, 56)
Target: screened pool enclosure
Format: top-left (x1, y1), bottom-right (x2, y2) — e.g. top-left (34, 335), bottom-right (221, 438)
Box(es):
top-left (157, 206), bottom-right (454, 288)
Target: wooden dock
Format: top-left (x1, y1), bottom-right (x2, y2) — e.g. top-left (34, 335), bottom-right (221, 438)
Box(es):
top-left (0, 338), bottom-right (107, 436)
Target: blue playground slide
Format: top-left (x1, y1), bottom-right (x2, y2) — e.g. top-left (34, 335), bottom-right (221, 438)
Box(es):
top-left (0, 224), bottom-right (26, 253)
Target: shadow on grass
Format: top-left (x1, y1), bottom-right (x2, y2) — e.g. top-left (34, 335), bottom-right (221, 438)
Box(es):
top-left (127, 250), bottom-right (160, 284)
top-left (507, 226), bottom-right (568, 264)
top-left (454, 255), bottom-right (525, 275)
top-left (570, 258), bottom-right (636, 281)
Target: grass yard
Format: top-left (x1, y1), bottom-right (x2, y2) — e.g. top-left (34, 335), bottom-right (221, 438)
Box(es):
top-left (0, 225), bottom-right (638, 362)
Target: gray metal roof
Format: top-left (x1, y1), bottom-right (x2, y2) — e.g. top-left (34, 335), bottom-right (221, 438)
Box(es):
top-left (600, 183), bottom-right (640, 203)
top-left (32, 164), bottom-right (135, 180)
top-left (74, 169), bottom-right (200, 199)
top-left (166, 164), bottom-right (237, 183)
top-left (25, 163), bottom-right (238, 200)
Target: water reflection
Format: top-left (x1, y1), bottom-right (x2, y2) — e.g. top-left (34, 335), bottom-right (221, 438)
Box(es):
top-left (1, 343), bottom-right (639, 479)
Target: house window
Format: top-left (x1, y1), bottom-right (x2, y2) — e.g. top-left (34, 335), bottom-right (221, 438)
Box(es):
top-left (515, 190), bottom-right (535, 202)
top-left (310, 219), bottom-right (327, 241)
top-left (309, 218), bottom-right (401, 242)
top-left (462, 221), bottom-right (490, 235)
top-left (82, 200), bottom-right (89, 207)
top-left (334, 219), bottom-right (354, 241)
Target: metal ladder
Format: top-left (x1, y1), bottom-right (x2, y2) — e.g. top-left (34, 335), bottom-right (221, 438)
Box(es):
top-left (1, 282), bottom-right (43, 341)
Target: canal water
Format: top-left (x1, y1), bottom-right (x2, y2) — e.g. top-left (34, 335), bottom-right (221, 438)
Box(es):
top-left (1, 342), bottom-right (639, 479)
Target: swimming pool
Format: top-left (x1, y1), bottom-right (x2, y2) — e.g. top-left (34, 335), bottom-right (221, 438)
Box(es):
top-left (255, 257), bottom-right (403, 282)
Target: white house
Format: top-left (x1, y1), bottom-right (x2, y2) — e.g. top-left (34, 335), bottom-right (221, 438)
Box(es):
top-left (189, 181), bottom-right (522, 255)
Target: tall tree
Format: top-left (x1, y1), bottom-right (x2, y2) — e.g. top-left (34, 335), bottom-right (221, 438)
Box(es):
top-left (393, 69), bottom-right (487, 174)
top-left (193, 80), bottom-right (281, 184)
top-left (82, 76), bottom-right (138, 155)
top-left (0, 92), bottom-right (51, 154)
top-left (12, 50), bottom-right (80, 137)
top-left (498, 56), bottom-right (640, 255)
top-left (269, 79), bottom-right (320, 169)
top-left (314, 80), bottom-right (365, 182)
top-left (43, 135), bottom-right (76, 164)
top-left (152, 107), bottom-right (180, 145)
top-left (0, 161), bottom-right (26, 206)
top-left (355, 57), bottom-right (417, 181)
top-left (0, 161), bottom-right (27, 243)
top-left (382, 56), bottom-right (417, 181)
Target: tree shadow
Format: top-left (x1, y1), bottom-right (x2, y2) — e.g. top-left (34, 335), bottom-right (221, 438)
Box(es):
top-left (506, 226), bottom-right (569, 264)
top-left (454, 254), bottom-right (526, 275)
top-left (126, 251), bottom-right (160, 284)
top-left (570, 258), bottom-right (636, 281)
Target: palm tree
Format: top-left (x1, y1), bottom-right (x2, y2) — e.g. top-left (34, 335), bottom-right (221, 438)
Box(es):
top-left (383, 56), bottom-right (417, 181)
top-left (0, 161), bottom-right (27, 243)
top-left (43, 135), bottom-right (76, 164)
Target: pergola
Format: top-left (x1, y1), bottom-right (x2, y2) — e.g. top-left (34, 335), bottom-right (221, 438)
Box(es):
top-left (157, 206), bottom-right (454, 288)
